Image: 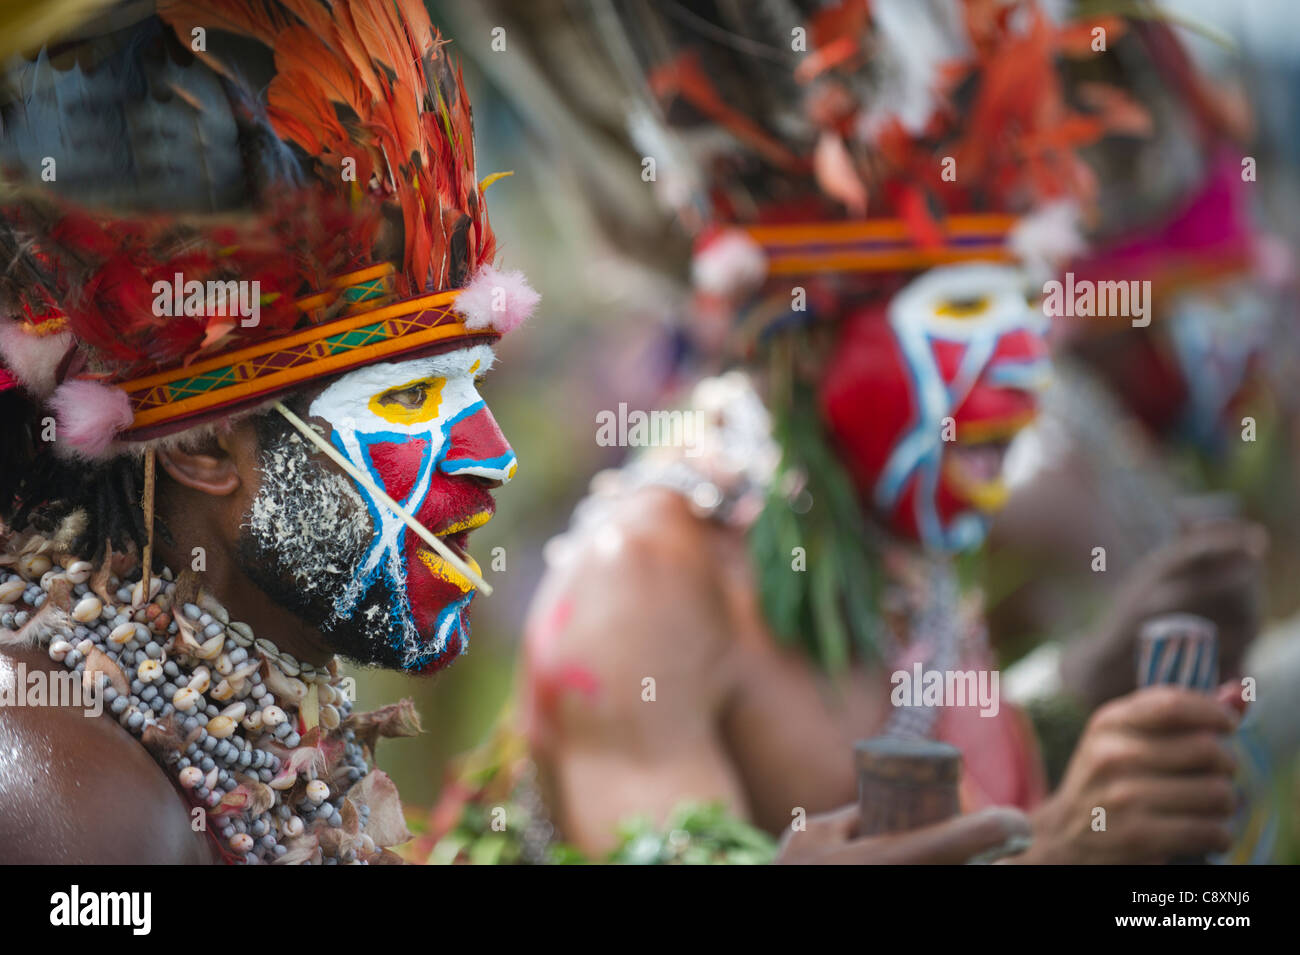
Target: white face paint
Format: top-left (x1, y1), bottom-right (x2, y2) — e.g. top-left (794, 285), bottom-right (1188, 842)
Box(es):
top-left (879, 264), bottom-right (1050, 551)
top-left (246, 430), bottom-right (371, 609)
top-left (310, 345), bottom-right (500, 446)
top-left (301, 343), bottom-right (517, 670)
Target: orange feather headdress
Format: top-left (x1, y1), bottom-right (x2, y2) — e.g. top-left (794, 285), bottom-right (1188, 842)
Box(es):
top-left (0, 0), bottom-right (537, 455)
top-left (609, 0), bottom-right (1137, 303)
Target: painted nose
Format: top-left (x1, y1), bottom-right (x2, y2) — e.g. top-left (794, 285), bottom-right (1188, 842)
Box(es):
top-left (439, 403), bottom-right (517, 484)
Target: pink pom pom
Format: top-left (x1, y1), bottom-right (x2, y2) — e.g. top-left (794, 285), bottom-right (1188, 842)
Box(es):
top-left (48, 379), bottom-right (135, 459)
top-left (691, 229), bottom-right (768, 298)
top-left (454, 266), bottom-right (539, 335)
top-left (0, 323), bottom-right (73, 397)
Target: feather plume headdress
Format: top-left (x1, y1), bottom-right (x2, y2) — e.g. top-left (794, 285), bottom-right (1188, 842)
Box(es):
top-left (603, 0), bottom-right (1138, 309)
top-left (0, 0), bottom-right (538, 457)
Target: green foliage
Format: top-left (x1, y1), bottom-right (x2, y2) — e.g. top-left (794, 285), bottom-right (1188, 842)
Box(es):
top-left (426, 785), bottom-right (590, 865)
top-left (429, 796), bottom-right (775, 865)
top-left (606, 802), bottom-right (778, 865)
top-left (749, 342), bottom-right (883, 673)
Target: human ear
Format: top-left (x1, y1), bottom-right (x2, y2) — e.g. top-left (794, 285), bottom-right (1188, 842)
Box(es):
top-left (155, 434), bottom-right (242, 496)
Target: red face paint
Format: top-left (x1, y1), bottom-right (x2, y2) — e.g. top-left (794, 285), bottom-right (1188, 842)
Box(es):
top-left (403, 404), bottom-right (514, 663)
top-left (307, 344), bottom-right (517, 671)
top-left (819, 265), bottom-right (1048, 550)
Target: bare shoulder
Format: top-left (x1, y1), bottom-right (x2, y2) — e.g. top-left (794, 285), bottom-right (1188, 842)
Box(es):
top-left (587, 485), bottom-right (718, 571)
top-left (0, 643), bottom-right (217, 864)
top-left (524, 485), bottom-right (736, 720)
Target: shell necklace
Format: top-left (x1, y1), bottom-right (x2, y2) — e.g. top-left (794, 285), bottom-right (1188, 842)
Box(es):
top-left (0, 541), bottom-right (409, 865)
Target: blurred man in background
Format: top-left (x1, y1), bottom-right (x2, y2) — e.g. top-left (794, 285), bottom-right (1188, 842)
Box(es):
top-left (422, 0), bottom-right (1252, 865)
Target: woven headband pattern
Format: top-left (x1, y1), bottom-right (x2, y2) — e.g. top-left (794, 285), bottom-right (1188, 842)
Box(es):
top-left (116, 264), bottom-right (475, 437)
top-left (743, 214), bottom-right (1018, 276)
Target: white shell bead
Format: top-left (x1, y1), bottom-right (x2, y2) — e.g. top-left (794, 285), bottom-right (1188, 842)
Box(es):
top-left (0, 579), bottom-right (25, 603)
top-left (320, 704), bottom-right (340, 730)
top-left (219, 701), bottom-right (247, 722)
top-left (198, 596), bottom-right (230, 625)
top-left (227, 660), bottom-right (261, 685)
top-left (188, 668), bottom-right (211, 693)
top-left (216, 654), bottom-right (233, 676)
top-left (109, 622), bottom-right (136, 645)
top-left (138, 659), bottom-right (163, 682)
top-left (18, 554), bottom-right (51, 579)
top-left (305, 780), bottom-right (329, 803)
top-left (262, 705), bottom-right (287, 727)
top-left (71, 595), bottom-right (103, 623)
top-left (227, 621), bottom-right (254, 645)
top-left (130, 576), bottom-right (161, 605)
top-left (178, 766), bottom-right (203, 789)
top-left (206, 715), bottom-right (237, 739)
top-left (195, 634), bottom-right (224, 660)
top-left (210, 679), bottom-right (235, 701)
top-left (229, 833), bottom-right (254, 853)
top-left (172, 686), bottom-right (200, 711)
top-left (283, 816), bottom-right (304, 837)
top-left (48, 640), bottom-right (72, 662)
top-left (66, 561), bottom-right (93, 584)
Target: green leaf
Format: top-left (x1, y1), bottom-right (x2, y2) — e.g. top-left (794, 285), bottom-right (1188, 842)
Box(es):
top-left (810, 538), bottom-right (850, 672)
top-left (468, 831), bottom-right (509, 867)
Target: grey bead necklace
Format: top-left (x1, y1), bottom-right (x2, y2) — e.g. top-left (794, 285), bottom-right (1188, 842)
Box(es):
top-left (0, 550), bottom-right (376, 865)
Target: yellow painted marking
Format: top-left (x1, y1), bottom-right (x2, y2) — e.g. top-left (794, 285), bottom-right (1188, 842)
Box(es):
top-left (943, 454), bottom-right (1011, 513)
top-left (957, 410), bottom-right (1037, 445)
top-left (416, 547), bottom-right (483, 593)
top-left (966, 478), bottom-right (1010, 512)
top-left (437, 511), bottom-right (493, 536)
top-left (935, 297), bottom-right (990, 319)
top-left (368, 376), bottom-right (446, 425)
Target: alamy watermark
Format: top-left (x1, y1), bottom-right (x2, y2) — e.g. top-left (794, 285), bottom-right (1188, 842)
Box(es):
top-left (890, 664), bottom-right (1000, 718)
top-left (595, 403), bottom-right (701, 456)
top-left (0, 661), bottom-right (103, 717)
top-left (152, 273), bottom-right (261, 327)
top-left (50, 885), bottom-right (150, 935)
top-left (1042, 272), bottom-right (1151, 327)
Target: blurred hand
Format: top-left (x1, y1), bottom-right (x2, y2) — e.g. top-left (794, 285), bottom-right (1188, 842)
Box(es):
top-left (1063, 520), bottom-right (1266, 708)
top-left (1019, 685), bottom-right (1240, 864)
top-left (776, 804), bottom-right (1031, 865)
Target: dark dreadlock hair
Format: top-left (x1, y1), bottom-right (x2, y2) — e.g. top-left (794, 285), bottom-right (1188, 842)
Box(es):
top-left (0, 385), bottom-right (149, 558)
top-left (0, 377), bottom-right (323, 562)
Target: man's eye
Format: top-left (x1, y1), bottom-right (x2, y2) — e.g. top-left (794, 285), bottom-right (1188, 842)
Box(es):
top-left (381, 385), bottom-right (428, 410)
top-left (935, 296), bottom-right (990, 318)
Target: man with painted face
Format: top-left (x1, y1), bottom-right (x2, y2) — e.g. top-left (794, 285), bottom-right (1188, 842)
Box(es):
top-left (0, 0), bottom-right (532, 864)
top-left (441, 0), bottom-right (1243, 865)
top-left (245, 342), bottom-right (517, 673)
top-left (820, 264), bottom-right (1051, 554)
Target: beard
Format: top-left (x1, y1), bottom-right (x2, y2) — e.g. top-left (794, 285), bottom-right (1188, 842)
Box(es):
top-left (236, 422), bottom-right (473, 672)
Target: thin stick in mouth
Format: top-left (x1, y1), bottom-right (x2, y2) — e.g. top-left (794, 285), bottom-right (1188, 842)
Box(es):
top-left (273, 402), bottom-right (494, 596)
